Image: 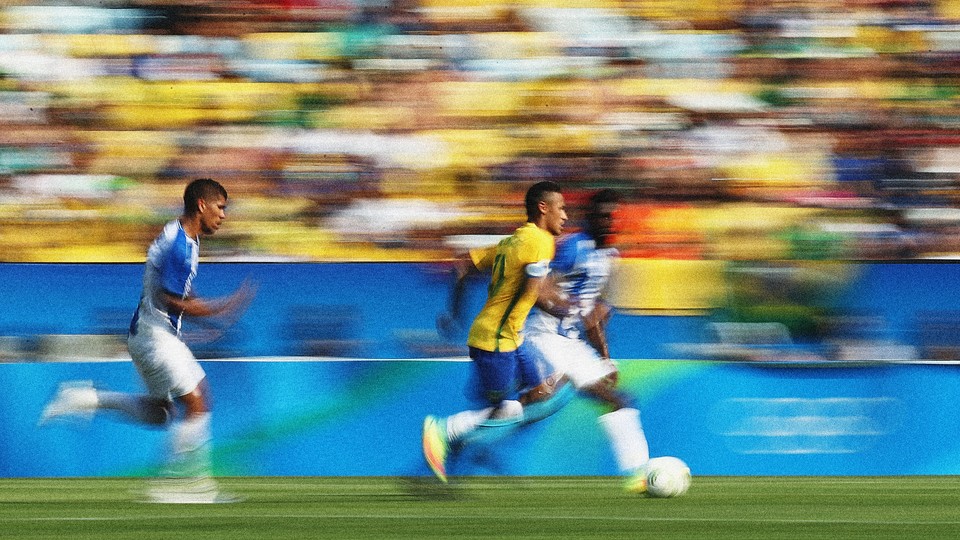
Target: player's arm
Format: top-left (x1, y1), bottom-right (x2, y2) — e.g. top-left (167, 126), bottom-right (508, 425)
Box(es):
top-left (437, 250), bottom-right (484, 337)
top-left (584, 250), bottom-right (620, 360)
top-left (534, 272), bottom-right (574, 319)
top-left (163, 278), bottom-right (256, 320)
top-left (158, 238), bottom-right (256, 320)
top-left (448, 252), bottom-right (481, 321)
top-left (582, 300), bottom-right (613, 359)
top-left (535, 233), bottom-right (575, 318)
top-left (524, 256), bottom-right (576, 316)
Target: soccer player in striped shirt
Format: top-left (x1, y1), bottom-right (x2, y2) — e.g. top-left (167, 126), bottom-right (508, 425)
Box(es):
top-left (40, 178), bottom-right (254, 503)
top-left (524, 189), bottom-right (651, 492)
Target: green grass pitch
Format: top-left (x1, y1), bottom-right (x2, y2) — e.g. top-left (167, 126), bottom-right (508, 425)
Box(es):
top-left (1, 476), bottom-right (959, 539)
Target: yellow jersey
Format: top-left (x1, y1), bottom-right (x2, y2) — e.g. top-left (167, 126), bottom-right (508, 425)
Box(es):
top-left (467, 223), bottom-right (555, 352)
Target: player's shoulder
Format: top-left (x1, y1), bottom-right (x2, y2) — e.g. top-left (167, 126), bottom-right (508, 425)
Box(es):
top-left (507, 223), bottom-right (553, 264)
top-left (548, 232), bottom-right (582, 269)
top-left (558, 231), bottom-right (591, 249)
top-left (514, 222), bottom-right (542, 237)
top-left (511, 223), bottom-right (551, 246)
top-left (557, 231), bottom-right (596, 256)
top-left (150, 220), bottom-right (195, 259)
top-left (154, 219), bottom-right (180, 238)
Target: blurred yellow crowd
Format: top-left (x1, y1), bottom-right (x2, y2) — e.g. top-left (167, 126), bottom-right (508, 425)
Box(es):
top-left (1, 0), bottom-right (960, 262)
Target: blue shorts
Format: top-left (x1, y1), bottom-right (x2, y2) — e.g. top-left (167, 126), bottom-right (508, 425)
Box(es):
top-left (469, 342), bottom-right (546, 404)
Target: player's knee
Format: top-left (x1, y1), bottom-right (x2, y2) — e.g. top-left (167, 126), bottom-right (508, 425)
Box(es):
top-left (145, 398), bottom-right (174, 425)
top-left (177, 386), bottom-right (211, 416)
top-left (521, 373), bottom-right (566, 405)
top-left (586, 382), bottom-right (632, 410)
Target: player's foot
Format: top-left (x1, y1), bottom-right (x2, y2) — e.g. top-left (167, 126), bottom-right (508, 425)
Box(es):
top-left (138, 477), bottom-right (242, 504)
top-left (422, 415), bottom-right (449, 483)
top-left (625, 466), bottom-right (648, 494)
top-left (143, 490), bottom-right (241, 504)
top-left (39, 381), bottom-right (98, 425)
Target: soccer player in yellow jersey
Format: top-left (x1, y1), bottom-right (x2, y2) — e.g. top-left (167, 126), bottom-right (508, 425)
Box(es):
top-left (423, 181), bottom-right (568, 482)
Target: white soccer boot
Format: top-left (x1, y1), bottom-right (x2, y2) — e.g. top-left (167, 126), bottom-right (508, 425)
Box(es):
top-left (39, 380), bottom-right (99, 425)
top-left (140, 477), bottom-right (242, 504)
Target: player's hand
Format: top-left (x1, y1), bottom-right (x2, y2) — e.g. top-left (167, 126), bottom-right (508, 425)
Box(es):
top-left (220, 278), bottom-right (258, 319)
top-left (582, 302), bottom-right (613, 330)
top-left (437, 312), bottom-right (463, 340)
top-left (214, 278), bottom-right (257, 326)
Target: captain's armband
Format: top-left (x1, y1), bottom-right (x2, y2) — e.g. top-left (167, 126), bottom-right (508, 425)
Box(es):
top-left (525, 260), bottom-right (550, 278)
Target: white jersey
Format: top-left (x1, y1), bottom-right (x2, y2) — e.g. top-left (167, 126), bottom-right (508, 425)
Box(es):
top-left (129, 219), bottom-right (199, 337)
top-left (526, 231), bottom-right (618, 340)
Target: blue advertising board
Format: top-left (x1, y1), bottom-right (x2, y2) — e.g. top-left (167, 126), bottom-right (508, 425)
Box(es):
top-left (6, 359), bottom-right (960, 477)
top-left (2, 261), bottom-right (960, 477)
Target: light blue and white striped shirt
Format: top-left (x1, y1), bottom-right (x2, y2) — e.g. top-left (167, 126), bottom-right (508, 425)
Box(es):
top-left (130, 219), bottom-right (198, 335)
top-left (527, 231), bottom-right (617, 339)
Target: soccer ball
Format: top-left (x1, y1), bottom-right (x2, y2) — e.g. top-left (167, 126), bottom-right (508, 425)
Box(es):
top-left (645, 456), bottom-right (691, 498)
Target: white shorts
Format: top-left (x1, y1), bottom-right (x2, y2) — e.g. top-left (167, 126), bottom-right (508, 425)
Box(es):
top-left (524, 332), bottom-right (616, 389)
top-left (127, 322), bottom-right (205, 400)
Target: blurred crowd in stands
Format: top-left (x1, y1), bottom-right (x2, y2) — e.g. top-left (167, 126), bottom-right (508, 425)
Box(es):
top-left (1, 0), bottom-right (960, 262)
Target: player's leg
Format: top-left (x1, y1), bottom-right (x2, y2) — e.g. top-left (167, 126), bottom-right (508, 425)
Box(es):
top-left (579, 372), bottom-right (650, 477)
top-left (598, 405), bottom-right (650, 492)
top-left (435, 348), bottom-right (519, 443)
top-left (464, 346), bottom-right (528, 439)
top-left (39, 380), bottom-right (101, 424)
top-left (100, 329), bottom-right (179, 424)
top-left (422, 347), bottom-right (524, 481)
top-left (94, 391), bottom-right (173, 425)
top-left (443, 406), bottom-right (494, 442)
top-left (139, 332), bottom-right (232, 502)
top-left (167, 380), bottom-right (212, 479)
top-left (443, 347), bottom-right (534, 468)
top-left (39, 330), bottom-right (173, 426)
top-left (585, 380), bottom-right (650, 492)
top-left (518, 334), bottom-right (576, 424)
top-left (545, 336), bottom-right (650, 490)
top-left (154, 335), bottom-right (214, 479)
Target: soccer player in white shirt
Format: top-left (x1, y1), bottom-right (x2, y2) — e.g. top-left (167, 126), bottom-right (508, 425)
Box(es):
top-left (40, 178), bottom-right (255, 503)
top-left (524, 189), bottom-right (651, 492)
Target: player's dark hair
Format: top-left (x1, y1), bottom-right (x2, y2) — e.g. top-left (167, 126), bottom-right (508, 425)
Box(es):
top-left (589, 188), bottom-right (620, 211)
top-left (183, 178), bottom-right (227, 216)
top-left (525, 181), bottom-right (562, 222)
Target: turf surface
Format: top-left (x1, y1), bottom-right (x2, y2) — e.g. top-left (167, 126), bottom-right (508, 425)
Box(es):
top-left (0, 476), bottom-right (958, 539)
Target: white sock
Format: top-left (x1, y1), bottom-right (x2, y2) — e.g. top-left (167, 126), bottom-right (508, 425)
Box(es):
top-left (95, 391), bottom-right (170, 425)
top-left (598, 408), bottom-right (650, 473)
top-left (490, 400), bottom-right (523, 421)
top-left (167, 413), bottom-right (213, 478)
top-left (444, 407), bottom-right (493, 443)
